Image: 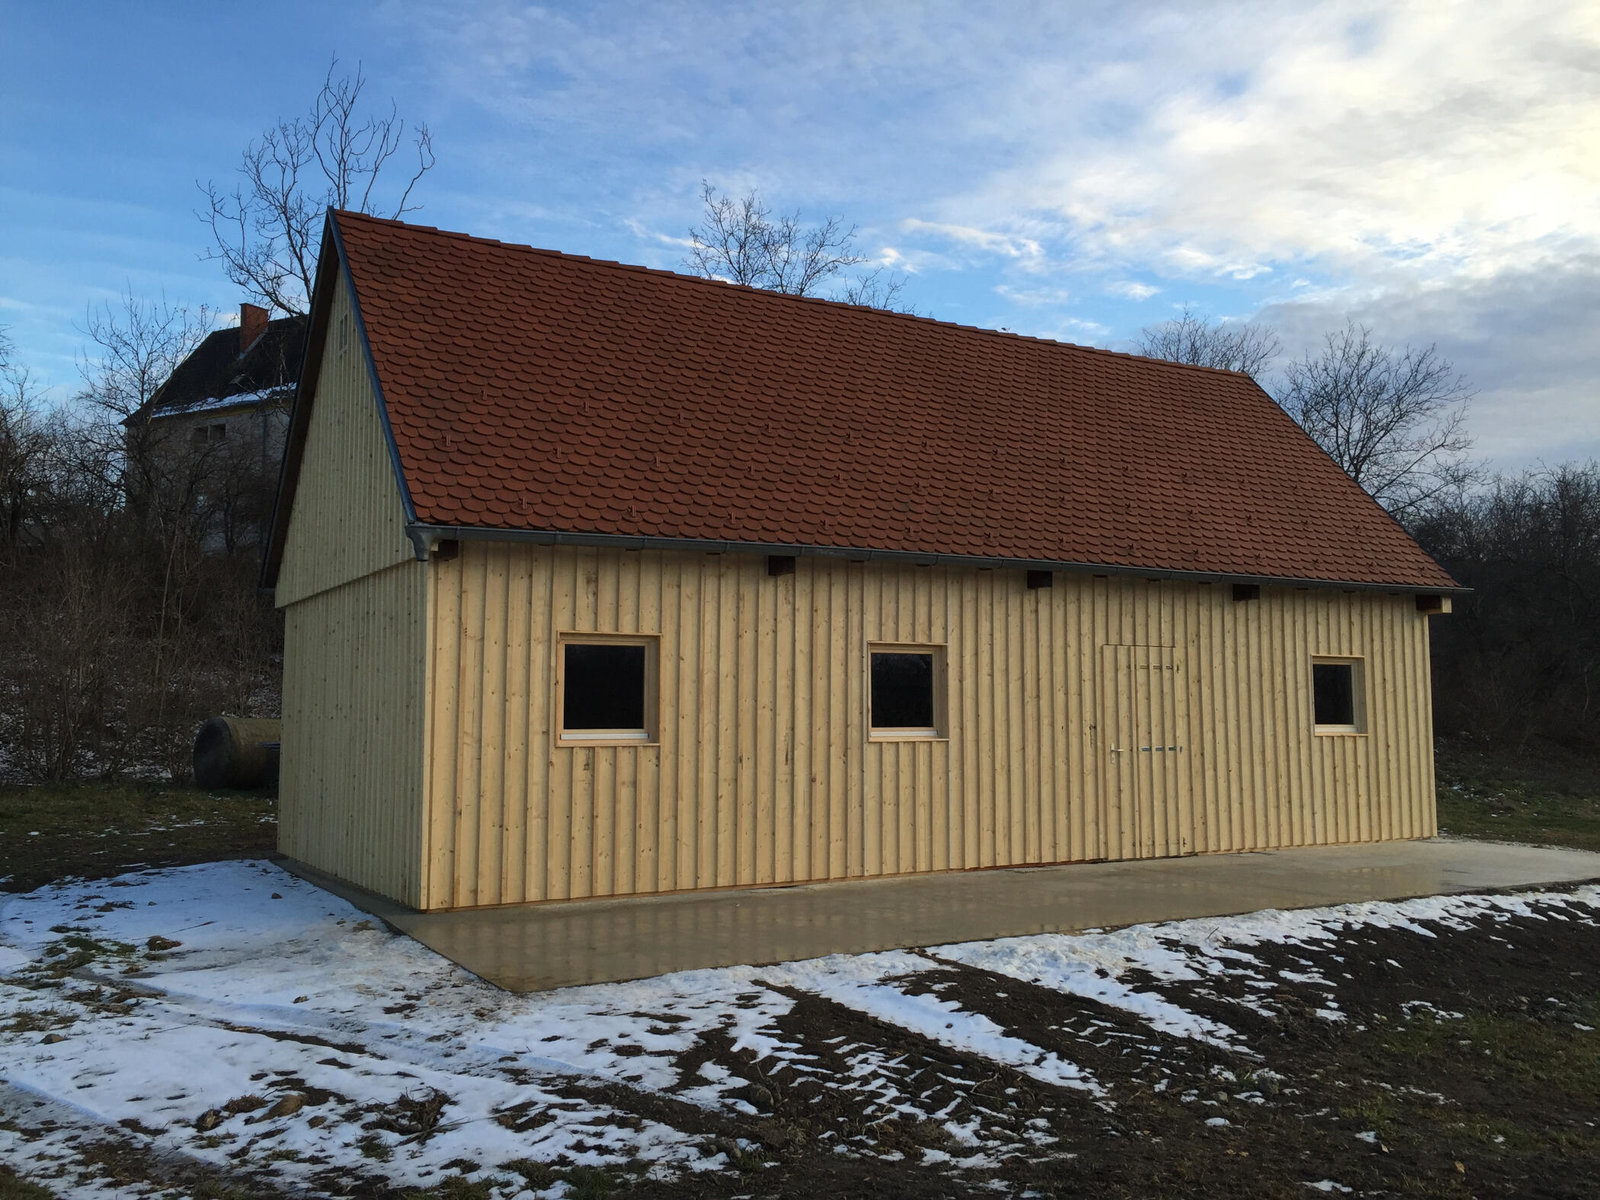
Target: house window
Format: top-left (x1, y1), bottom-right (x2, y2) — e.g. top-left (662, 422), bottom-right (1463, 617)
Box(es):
top-left (192, 423), bottom-right (226, 445)
top-left (558, 635), bottom-right (658, 744)
top-left (870, 644), bottom-right (946, 738)
top-left (1312, 658), bottom-right (1365, 733)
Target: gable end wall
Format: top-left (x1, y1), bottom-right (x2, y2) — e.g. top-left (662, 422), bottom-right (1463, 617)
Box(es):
top-left (275, 270), bottom-right (414, 606)
top-left (274, 268), bottom-right (428, 907)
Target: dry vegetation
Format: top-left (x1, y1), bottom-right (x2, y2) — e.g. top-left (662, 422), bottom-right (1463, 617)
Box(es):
top-left (0, 782), bottom-right (276, 893)
top-left (0, 314), bottom-right (280, 786)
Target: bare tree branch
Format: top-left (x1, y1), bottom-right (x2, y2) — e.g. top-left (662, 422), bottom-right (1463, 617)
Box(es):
top-left (0, 328), bottom-right (55, 560)
top-left (683, 182), bottom-right (913, 311)
top-left (1134, 305), bottom-right (1281, 379)
top-left (1413, 461), bottom-right (1600, 752)
top-left (199, 58), bottom-right (435, 315)
top-left (840, 266), bottom-right (913, 313)
top-left (1275, 321), bottom-right (1480, 519)
top-left (77, 292), bottom-right (213, 422)
top-left (73, 291), bottom-right (217, 540)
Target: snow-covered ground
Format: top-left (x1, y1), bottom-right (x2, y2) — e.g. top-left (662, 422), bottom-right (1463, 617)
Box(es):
top-left (1, 861), bottom-right (1596, 1198)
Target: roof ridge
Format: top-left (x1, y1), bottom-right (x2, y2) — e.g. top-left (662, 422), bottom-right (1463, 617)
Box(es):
top-left (331, 209), bottom-right (1257, 381)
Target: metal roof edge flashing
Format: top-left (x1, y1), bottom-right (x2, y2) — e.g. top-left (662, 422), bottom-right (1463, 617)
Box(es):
top-left (260, 221), bottom-right (342, 592)
top-left (261, 211), bottom-right (421, 593)
top-left (332, 217), bottom-right (419, 530)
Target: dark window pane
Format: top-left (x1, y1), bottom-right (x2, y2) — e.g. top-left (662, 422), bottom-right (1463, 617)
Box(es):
top-left (1313, 663), bottom-right (1354, 726)
top-left (872, 652), bottom-right (935, 729)
top-left (564, 643), bottom-right (646, 730)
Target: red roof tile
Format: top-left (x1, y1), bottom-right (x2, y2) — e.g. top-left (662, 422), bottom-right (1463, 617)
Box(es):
top-left (322, 210), bottom-right (1457, 590)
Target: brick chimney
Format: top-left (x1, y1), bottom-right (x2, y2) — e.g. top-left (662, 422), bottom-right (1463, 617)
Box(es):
top-left (239, 303), bottom-right (269, 352)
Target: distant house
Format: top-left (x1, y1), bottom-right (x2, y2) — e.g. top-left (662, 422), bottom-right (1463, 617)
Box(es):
top-left (262, 210), bottom-right (1461, 914)
top-left (126, 303), bottom-right (305, 549)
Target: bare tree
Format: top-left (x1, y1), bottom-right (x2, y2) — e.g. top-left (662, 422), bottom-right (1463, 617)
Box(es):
top-left (78, 293), bottom-right (212, 424)
top-left (0, 329), bottom-right (52, 558)
top-left (74, 294), bottom-right (241, 771)
top-left (1277, 321), bottom-right (1477, 519)
top-left (840, 266), bottom-right (910, 313)
top-left (0, 536), bottom-right (134, 780)
top-left (200, 59), bottom-right (434, 315)
top-left (0, 315), bottom-right (283, 784)
top-left (1415, 462), bottom-right (1600, 754)
top-left (1134, 305), bottom-right (1281, 379)
top-left (76, 292), bottom-right (215, 527)
top-left (684, 182), bottom-right (911, 311)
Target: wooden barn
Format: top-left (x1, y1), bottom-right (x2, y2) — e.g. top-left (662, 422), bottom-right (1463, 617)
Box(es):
top-left (262, 211), bottom-right (1460, 914)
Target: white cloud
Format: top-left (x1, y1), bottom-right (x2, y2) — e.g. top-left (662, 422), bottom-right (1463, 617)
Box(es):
top-left (901, 218), bottom-right (1044, 263)
top-left (994, 282), bottom-right (1072, 306)
top-left (1014, 315), bottom-right (1111, 345)
top-left (622, 218), bottom-right (696, 251)
top-left (1256, 254), bottom-right (1600, 469)
top-left (410, 2), bottom-right (1598, 288)
top-left (960, 2), bottom-right (1600, 284)
top-left (874, 245), bottom-right (911, 271)
top-left (1107, 281), bottom-right (1160, 300)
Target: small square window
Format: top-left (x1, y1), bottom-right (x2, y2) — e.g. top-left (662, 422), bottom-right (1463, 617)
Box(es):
top-left (1312, 658), bottom-right (1364, 733)
top-left (558, 636), bottom-right (657, 744)
top-left (870, 645), bottom-right (945, 738)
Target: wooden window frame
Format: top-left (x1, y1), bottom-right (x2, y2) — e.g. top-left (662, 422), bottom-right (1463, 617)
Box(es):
top-left (868, 642), bottom-right (948, 741)
top-left (556, 632), bottom-right (660, 747)
top-left (1311, 656), bottom-right (1366, 736)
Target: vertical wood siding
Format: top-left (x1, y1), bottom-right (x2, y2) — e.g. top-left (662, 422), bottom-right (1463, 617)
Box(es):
top-left (275, 267), bottom-right (428, 905)
top-left (275, 271), bottom-right (414, 608)
top-left (419, 543), bottom-right (1438, 910)
top-left (279, 560), bottom-right (429, 907)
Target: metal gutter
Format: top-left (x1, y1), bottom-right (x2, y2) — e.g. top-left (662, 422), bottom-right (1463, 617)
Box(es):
top-left (404, 522), bottom-right (1471, 596)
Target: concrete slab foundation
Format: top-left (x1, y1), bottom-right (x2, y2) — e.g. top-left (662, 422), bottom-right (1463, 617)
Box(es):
top-left (281, 839), bottom-right (1600, 992)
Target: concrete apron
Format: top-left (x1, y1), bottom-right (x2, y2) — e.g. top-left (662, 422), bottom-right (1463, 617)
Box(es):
top-left (281, 839), bottom-right (1600, 993)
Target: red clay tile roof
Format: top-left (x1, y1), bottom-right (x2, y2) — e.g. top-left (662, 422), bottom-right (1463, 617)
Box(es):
top-left (325, 210), bottom-right (1457, 590)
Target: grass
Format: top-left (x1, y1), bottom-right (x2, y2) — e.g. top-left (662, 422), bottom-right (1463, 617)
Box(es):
top-left (1379, 1001), bottom-right (1600, 1093)
top-left (4, 741), bottom-right (1591, 898)
top-left (1338, 997), bottom-right (1600, 1183)
top-left (0, 781), bottom-right (275, 893)
top-left (401, 1177), bottom-right (504, 1200)
top-left (1434, 737), bottom-right (1600, 852)
top-left (0, 1165), bottom-right (56, 1200)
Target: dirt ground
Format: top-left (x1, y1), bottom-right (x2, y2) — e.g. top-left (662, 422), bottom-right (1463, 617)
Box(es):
top-left (570, 895), bottom-right (1600, 1200)
top-left (4, 885), bottom-right (1598, 1200)
top-left (4, 756), bottom-right (1599, 1199)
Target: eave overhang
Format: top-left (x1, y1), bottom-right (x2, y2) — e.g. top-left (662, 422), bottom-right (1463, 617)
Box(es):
top-left (403, 520), bottom-right (1471, 597)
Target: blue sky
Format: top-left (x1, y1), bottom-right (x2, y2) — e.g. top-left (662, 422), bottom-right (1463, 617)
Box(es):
top-left (4, 0), bottom-right (1597, 469)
